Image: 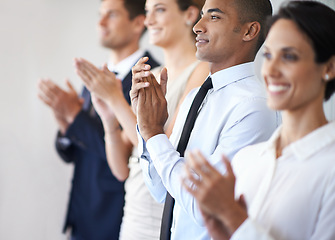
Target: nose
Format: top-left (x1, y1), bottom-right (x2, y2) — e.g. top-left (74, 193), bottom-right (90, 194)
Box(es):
top-left (262, 55), bottom-right (281, 79)
top-left (193, 17), bottom-right (205, 35)
top-left (99, 14), bottom-right (108, 27)
top-left (144, 10), bottom-right (155, 27)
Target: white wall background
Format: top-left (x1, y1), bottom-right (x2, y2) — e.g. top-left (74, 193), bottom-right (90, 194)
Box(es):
top-left (0, 0), bottom-right (334, 239)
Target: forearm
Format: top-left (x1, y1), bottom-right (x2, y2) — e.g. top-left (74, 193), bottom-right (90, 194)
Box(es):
top-left (104, 119), bottom-right (132, 182)
top-left (146, 134), bottom-right (205, 224)
top-left (106, 93), bottom-right (138, 146)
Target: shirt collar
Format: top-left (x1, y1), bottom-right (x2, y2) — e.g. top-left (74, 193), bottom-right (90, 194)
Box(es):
top-left (210, 62), bottom-right (256, 91)
top-left (291, 121), bottom-right (335, 161)
top-left (261, 121), bottom-right (335, 161)
top-left (108, 49), bottom-right (145, 81)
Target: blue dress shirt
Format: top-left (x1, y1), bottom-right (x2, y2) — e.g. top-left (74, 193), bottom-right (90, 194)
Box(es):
top-left (138, 62), bottom-right (280, 240)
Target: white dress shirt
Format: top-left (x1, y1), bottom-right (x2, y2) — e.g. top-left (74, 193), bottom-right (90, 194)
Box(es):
top-left (138, 62), bottom-right (280, 240)
top-left (108, 49), bottom-right (144, 80)
top-left (231, 121), bottom-right (335, 240)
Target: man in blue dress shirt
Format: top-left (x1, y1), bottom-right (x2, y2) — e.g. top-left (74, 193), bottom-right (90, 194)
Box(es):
top-left (130, 0), bottom-right (279, 239)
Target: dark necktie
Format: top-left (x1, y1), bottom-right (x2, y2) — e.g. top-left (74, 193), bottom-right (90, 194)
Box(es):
top-left (160, 77), bottom-right (213, 240)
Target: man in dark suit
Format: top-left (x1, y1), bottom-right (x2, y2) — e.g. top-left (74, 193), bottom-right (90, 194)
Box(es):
top-left (37, 0), bottom-right (159, 239)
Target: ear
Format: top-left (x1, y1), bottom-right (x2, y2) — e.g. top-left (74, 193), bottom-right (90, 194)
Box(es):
top-left (183, 5), bottom-right (200, 26)
top-left (242, 21), bottom-right (261, 42)
top-left (324, 55), bottom-right (335, 82)
top-left (132, 14), bottom-right (146, 36)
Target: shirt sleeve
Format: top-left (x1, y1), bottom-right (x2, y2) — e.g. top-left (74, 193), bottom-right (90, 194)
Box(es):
top-left (55, 110), bottom-right (106, 162)
top-left (144, 97), bottom-right (278, 226)
top-left (230, 218), bottom-right (275, 240)
top-left (138, 126), bottom-right (167, 203)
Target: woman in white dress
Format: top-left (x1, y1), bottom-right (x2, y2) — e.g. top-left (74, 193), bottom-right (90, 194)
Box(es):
top-left (182, 1), bottom-right (335, 240)
top-left (74, 0), bottom-right (209, 239)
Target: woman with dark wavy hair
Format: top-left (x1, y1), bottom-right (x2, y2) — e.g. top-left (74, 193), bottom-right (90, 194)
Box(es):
top-left (182, 1), bottom-right (335, 239)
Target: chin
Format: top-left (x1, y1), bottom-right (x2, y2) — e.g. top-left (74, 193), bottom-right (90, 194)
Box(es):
top-left (196, 51), bottom-right (209, 62)
top-left (267, 101), bottom-right (285, 111)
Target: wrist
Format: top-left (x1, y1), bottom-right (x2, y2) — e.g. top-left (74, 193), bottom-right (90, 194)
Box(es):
top-left (66, 104), bottom-right (82, 124)
top-left (218, 202), bottom-right (248, 236)
top-left (141, 126), bottom-right (164, 142)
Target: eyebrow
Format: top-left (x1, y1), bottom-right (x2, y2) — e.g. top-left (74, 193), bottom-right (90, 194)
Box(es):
top-left (264, 45), bottom-right (301, 53)
top-left (201, 8), bottom-right (224, 15)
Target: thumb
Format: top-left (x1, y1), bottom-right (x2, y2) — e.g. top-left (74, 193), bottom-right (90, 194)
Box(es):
top-left (65, 79), bottom-right (77, 94)
top-left (160, 67), bottom-right (168, 96)
top-left (238, 194), bottom-right (247, 211)
top-left (79, 97), bottom-right (85, 105)
top-left (102, 63), bottom-right (109, 73)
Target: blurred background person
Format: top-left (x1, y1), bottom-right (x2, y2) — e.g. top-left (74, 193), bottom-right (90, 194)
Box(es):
top-left (183, 1), bottom-right (335, 239)
top-left (74, 0), bottom-right (208, 239)
top-left (37, 0), bottom-right (159, 239)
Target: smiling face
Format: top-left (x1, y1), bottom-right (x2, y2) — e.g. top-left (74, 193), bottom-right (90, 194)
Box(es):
top-left (193, 0), bottom-right (246, 71)
top-left (98, 0), bottom-right (140, 50)
top-left (262, 19), bottom-right (326, 112)
top-left (144, 0), bottom-right (189, 48)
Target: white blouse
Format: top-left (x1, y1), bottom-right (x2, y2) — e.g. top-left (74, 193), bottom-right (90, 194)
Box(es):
top-left (231, 121), bottom-right (335, 240)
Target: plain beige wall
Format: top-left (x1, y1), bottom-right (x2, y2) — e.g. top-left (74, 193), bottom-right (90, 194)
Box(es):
top-left (0, 0), bottom-right (334, 239)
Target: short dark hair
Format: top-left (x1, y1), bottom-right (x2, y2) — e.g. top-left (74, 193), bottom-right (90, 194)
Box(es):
top-left (266, 1), bottom-right (335, 101)
top-left (123, 0), bottom-right (146, 20)
top-left (234, 0), bottom-right (273, 53)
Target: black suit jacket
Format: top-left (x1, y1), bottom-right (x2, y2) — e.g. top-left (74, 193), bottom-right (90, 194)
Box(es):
top-left (56, 51), bottom-right (159, 240)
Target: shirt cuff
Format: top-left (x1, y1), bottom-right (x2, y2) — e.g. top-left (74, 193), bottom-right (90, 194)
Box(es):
top-left (136, 124), bottom-right (148, 160)
top-left (56, 131), bottom-right (72, 150)
top-left (230, 218), bottom-right (273, 240)
top-left (147, 134), bottom-right (173, 159)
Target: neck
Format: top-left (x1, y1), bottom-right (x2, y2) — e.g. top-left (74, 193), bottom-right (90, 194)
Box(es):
top-left (277, 99), bottom-right (327, 157)
top-left (210, 45), bottom-right (256, 74)
top-left (109, 42), bottom-right (140, 65)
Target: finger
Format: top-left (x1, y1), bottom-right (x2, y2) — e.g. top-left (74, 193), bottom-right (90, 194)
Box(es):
top-left (149, 72), bottom-right (163, 99)
top-left (222, 155), bottom-right (233, 177)
top-left (74, 58), bottom-right (95, 81)
top-left (132, 81), bottom-right (150, 92)
top-left (182, 178), bottom-right (197, 197)
top-left (186, 150), bottom-right (214, 179)
top-left (137, 88), bottom-right (146, 117)
top-left (79, 98), bottom-right (85, 105)
top-left (102, 63), bottom-right (111, 74)
top-left (185, 163), bottom-right (202, 187)
top-left (38, 79), bottom-right (58, 100)
top-left (37, 91), bottom-right (53, 107)
top-left (78, 58), bottom-right (100, 78)
top-left (143, 75), bottom-right (154, 105)
top-left (238, 194), bottom-right (247, 211)
top-left (160, 67), bottom-right (168, 96)
top-left (76, 68), bottom-right (92, 89)
top-left (145, 74), bottom-right (158, 104)
top-left (65, 79), bottom-right (77, 94)
top-left (181, 165), bottom-right (202, 197)
top-left (129, 82), bottom-right (150, 105)
top-left (132, 57), bottom-right (151, 74)
top-left (133, 70), bottom-right (151, 84)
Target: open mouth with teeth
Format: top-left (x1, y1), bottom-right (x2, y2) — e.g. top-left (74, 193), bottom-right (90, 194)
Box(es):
top-left (267, 84), bottom-right (290, 93)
